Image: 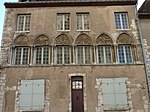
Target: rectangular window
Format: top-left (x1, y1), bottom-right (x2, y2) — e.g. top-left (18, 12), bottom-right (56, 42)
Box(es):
top-left (115, 13), bottom-right (129, 29)
top-left (118, 45), bottom-right (132, 63)
top-left (35, 46), bottom-right (50, 64)
top-left (15, 47), bottom-right (29, 65)
top-left (17, 14), bottom-right (31, 31)
top-left (19, 80), bottom-right (44, 110)
top-left (77, 14), bottom-right (90, 31)
top-left (76, 46), bottom-right (91, 64)
top-left (55, 46), bottom-right (70, 64)
top-left (97, 46), bottom-right (112, 64)
top-left (101, 78), bottom-right (128, 110)
top-left (57, 14), bottom-right (70, 31)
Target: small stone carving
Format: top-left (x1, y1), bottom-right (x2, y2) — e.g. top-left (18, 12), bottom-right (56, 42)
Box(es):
top-left (96, 34), bottom-right (113, 45)
top-left (75, 34), bottom-right (92, 45)
top-left (34, 35), bottom-right (50, 45)
top-left (55, 34), bottom-right (72, 45)
top-left (117, 34), bottom-right (134, 44)
top-left (14, 36), bottom-right (29, 46)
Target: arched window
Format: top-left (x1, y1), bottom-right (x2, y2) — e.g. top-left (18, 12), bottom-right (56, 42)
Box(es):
top-left (13, 35), bottom-right (30, 65)
top-left (75, 34), bottom-right (92, 64)
top-left (34, 35), bottom-right (51, 65)
top-left (116, 33), bottom-right (134, 64)
top-left (96, 34), bottom-right (113, 64)
top-left (54, 34), bottom-right (72, 64)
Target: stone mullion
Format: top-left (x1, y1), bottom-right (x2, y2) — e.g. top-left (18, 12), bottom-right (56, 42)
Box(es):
top-left (114, 44), bottom-right (118, 64)
top-left (51, 45), bottom-right (54, 65)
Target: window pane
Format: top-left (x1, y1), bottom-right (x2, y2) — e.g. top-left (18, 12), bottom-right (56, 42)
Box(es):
top-left (118, 46), bottom-right (125, 63)
top-left (24, 15), bottom-right (31, 31)
top-left (15, 47), bottom-right (22, 65)
top-left (64, 46), bottom-right (70, 64)
top-left (64, 15), bottom-right (70, 30)
top-left (57, 15), bottom-right (63, 30)
top-left (22, 48), bottom-right (29, 65)
top-left (121, 13), bottom-right (128, 29)
top-left (115, 13), bottom-right (121, 29)
top-left (84, 14), bottom-right (90, 30)
top-left (105, 46), bottom-right (111, 63)
top-left (17, 16), bottom-right (24, 31)
top-left (97, 46), bottom-right (104, 63)
top-left (125, 46), bottom-right (132, 63)
top-left (36, 47), bottom-right (42, 64)
top-left (77, 46), bottom-right (84, 64)
top-left (43, 47), bottom-right (49, 64)
top-left (77, 15), bottom-right (83, 30)
top-left (84, 46), bottom-right (91, 64)
top-left (56, 47), bottom-right (63, 64)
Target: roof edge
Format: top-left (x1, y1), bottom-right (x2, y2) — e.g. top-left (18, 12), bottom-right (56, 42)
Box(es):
top-left (4, 1), bottom-right (137, 8)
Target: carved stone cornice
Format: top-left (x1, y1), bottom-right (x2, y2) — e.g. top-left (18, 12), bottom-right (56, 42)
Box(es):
top-left (96, 34), bottom-right (113, 45)
top-left (34, 35), bottom-right (51, 46)
top-left (55, 34), bottom-right (72, 45)
top-left (75, 34), bottom-right (92, 45)
top-left (14, 36), bottom-right (29, 46)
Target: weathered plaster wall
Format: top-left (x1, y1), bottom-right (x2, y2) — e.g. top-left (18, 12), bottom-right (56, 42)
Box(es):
top-left (2, 65), bottom-right (149, 112)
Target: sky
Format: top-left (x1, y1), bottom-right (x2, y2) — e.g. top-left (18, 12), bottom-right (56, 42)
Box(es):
top-left (0, 0), bottom-right (145, 46)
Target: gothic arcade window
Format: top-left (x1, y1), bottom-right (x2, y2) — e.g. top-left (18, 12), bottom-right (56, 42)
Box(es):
top-left (35, 46), bottom-right (50, 64)
top-left (114, 12), bottom-right (129, 30)
top-left (55, 46), bottom-right (71, 64)
top-left (118, 45), bottom-right (132, 63)
top-left (17, 14), bottom-right (31, 32)
top-left (57, 14), bottom-right (70, 31)
top-left (19, 80), bottom-right (44, 111)
top-left (77, 13), bottom-right (90, 31)
top-left (76, 46), bottom-right (91, 64)
top-left (15, 47), bottom-right (30, 65)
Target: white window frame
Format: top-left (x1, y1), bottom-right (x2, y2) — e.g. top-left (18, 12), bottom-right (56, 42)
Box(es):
top-left (75, 46), bottom-right (92, 64)
top-left (34, 46), bottom-right (50, 65)
top-left (96, 46), bottom-right (112, 64)
top-left (57, 14), bottom-right (70, 31)
top-left (55, 46), bottom-right (71, 64)
top-left (114, 12), bottom-right (129, 30)
top-left (117, 45), bottom-right (133, 64)
top-left (14, 47), bottom-right (30, 65)
top-left (17, 14), bottom-right (31, 32)
top-left (77, 14), bottom-right (90, 31)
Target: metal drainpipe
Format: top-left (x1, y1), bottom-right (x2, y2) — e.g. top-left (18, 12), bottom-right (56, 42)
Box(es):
top-left (135, 5), bottom-right (150, 97)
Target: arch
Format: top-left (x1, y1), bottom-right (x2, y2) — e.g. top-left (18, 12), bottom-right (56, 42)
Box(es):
top-left (75, 34), bottom-right (92, 45)
top-left (116, 33), bottom-right (135, 44)
top-left (55, 34), bottom-right (73, 45)
top-left (14, 35), bottom-right (29, 46)
top-left (96, 34), bottom-right (113, 45)
top-left (34, 34), bottom-right (51, 46)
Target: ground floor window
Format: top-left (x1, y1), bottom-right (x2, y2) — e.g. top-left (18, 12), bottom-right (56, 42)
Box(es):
top-left (19, 80), bottom-right (45, 111)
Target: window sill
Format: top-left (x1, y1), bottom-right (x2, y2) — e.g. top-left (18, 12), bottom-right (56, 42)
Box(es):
top-left (77, 30), bottom-right (91, 32)
top-left (57, 30), bottom-right (70, 32)
top-left (116, 29), bottom-right (131, 31)
top-left (15, 31), bottom-right (30, 33)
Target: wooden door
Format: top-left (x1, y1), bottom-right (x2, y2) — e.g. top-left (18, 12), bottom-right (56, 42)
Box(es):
top-left (71, 76), bottom-right (84, 112)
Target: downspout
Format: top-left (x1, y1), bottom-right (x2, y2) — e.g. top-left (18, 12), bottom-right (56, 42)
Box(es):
top-left (135, 5), bottom-right (150, 97)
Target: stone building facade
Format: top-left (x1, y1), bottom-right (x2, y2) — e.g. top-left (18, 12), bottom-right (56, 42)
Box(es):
top-left (0, 0), bottom-right (150, 112)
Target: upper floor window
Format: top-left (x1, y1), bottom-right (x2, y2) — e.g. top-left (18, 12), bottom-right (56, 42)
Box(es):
top-left (97, 46), bottom-right (112, 64)
top-left (118, 45), bottom-right (132, 63)
top-left (17, 14), bottom-right (31, 32)
top-left (57, 14), bottom-right (70, 31)
top-left (77, 14), bottom-right (90, 31)
top-left (76, 46), bottom-right (91, 64)
top-left (35, 46), bottom-right (50, 65)
top-left (55, 46), bottom-right (71, 64)
top-left (114, 13), bottom-right (129, 30)
top-left (15, 47), bottom-right (29, 65)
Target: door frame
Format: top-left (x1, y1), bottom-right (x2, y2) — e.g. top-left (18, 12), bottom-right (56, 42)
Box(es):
top-left (68, 73), bottom-right (87, 112)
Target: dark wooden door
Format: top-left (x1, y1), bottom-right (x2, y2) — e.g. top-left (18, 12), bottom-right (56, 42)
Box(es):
top-left (71, 76), bottom-right (84, 112)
